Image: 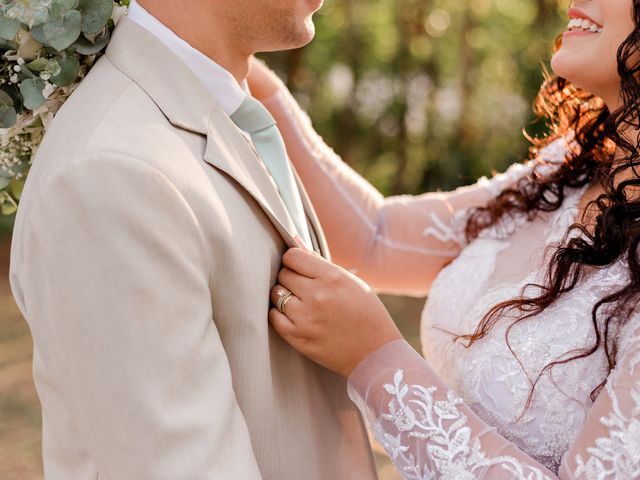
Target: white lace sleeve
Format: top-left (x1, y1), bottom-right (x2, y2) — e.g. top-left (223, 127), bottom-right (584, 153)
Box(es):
top-left (558, 315), bottom-right (640, 479)
top-left (262, 85), bottom-right (568, 297)
top-left (348, 336), bottom-right (640, 479)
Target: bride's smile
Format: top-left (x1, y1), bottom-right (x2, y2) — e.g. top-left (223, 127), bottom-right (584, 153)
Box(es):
top-left (552, 0), bottom-right (634, 109)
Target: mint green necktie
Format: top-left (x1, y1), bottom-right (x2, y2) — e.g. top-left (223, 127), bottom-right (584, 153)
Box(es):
top-left (230, 96), bottom-right (312, 249)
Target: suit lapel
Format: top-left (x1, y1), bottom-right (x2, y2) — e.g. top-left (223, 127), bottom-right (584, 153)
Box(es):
top-left (204, 108), bottom-right (300, 249)
top-left (106, 16), bottom-right (300, 249)
top-left (292, 167), bottom-right (330, 260)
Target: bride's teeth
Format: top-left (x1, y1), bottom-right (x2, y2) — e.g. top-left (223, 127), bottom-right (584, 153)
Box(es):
top-left (566, 17), bottom-right (602, 33)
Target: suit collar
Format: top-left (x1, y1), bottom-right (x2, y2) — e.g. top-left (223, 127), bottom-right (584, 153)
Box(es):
top-left (106, 15), bottom-right (215, 135)
top-left (105, 16), bottom-right (325, 254)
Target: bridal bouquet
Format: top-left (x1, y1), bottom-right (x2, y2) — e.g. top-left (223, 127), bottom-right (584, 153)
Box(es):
top-left (0, 0), bottom-right (128, 215)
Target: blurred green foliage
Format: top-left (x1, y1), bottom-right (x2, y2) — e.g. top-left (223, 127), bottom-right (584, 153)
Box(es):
top-left (0, 212), bottom-right (13, 238)
top-left (263, 0), bottom-right (567, 195)
top-left (0, 0), bottom-right (568, 238)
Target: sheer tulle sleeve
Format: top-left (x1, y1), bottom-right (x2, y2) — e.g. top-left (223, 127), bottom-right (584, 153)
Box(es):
top-left (347, 322), bottom-right (640, 479)
top-left (558, 316), bottom-right (640, 479)
top-left (262, 85), bottom-right (563, 296)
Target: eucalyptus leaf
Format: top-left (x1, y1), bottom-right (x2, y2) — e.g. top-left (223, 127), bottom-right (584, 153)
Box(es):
top-left (2, 85), bottom-right (24, 113)
top-left (19, 78), bottom-right (46, 109)
top-left (19, 65), bottom-right (39, 79)
top-left (48, 59), bottom-right (62, 76)
top-left (2, 200), bottom-right (17, 215)
top-left (4, 0), bottom-right (50, 28)
top-left (11, 178), bottom-right (25, 199)
top-left (51, 0), bottom-right (79, 17)
top-left (0, 89), bottom-right (13, 106)
top-left (0, 38), bottom-right (17, 50)
top-left (71, 29), bottom-right (109, 54)
top-left (16, 29), bottom-right (44, 60)
top-left (29, 24), bottom-right (46, 43)
top-left (0, 103), bottom-right (16, 128)
top-left (0, 177), bottom-right (10, 190)
top-left (28, 57), bottom-right (61, 76)
top-left (51, 53), bottom-right (79, 85)
top-left (0, 14), bottom-right (21, 41)
top-left (43, 9), bottom-right (82, 50)
top-left (78, 0), bottom-right (112, 35)
top-left (27, 57), bottom-right (49, 72)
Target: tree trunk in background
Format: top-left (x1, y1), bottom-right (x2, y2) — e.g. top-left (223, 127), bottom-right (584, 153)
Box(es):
top-left (448, 8), bottom-right (476, 184)
top-left (390, 0), bottom-right (413, 194)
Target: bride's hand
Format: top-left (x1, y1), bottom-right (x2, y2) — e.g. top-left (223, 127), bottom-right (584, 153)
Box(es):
top-left (269, 248), bottom-right (403, 378)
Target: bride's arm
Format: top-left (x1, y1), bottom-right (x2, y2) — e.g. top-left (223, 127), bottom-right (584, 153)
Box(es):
top-left (251, 62), bottom-right (546, 296)
top-left (269, 249), bottom-right (640, 480)
top-left (348, 329), bottom-right (640, 480)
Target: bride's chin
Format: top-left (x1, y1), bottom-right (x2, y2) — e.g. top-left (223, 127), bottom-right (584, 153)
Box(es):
top-left (549, 50), bottom-right (573, 79)
top-left (550, 53), bottom-right (616, 104)
top-left (550, 52), bottom-right (589, 88)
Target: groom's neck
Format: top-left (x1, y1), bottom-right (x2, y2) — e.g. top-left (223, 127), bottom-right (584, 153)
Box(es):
top-left (137, 0), bottom-right (252, 84)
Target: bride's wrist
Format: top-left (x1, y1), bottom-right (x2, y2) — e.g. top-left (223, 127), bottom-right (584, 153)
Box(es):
top-left (347, 338), bottom-right (410, 385)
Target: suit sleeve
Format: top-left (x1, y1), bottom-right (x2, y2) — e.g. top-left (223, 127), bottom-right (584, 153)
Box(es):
top-left (15, 152), bottom-right (262, 479)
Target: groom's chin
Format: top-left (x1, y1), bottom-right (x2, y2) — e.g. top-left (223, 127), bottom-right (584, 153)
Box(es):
top-left (298, 17), bottom-right (317, 46)
top-left (284, 13), bottom-right (317, 48)
top-left (260, 18), bottom-right (316, 53)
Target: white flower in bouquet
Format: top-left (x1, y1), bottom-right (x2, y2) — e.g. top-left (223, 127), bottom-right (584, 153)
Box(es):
top-left (0, 0), bottom-right (129, 215)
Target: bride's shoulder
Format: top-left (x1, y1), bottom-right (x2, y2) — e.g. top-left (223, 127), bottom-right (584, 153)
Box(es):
top-left (533, 135), bottom-right (572, 164)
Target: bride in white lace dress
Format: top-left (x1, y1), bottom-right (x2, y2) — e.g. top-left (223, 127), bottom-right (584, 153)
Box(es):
top-left (249, 0), bottom-right (640, 478)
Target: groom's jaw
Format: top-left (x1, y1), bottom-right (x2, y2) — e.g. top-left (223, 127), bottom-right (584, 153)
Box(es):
top-left (137, 0), bottom-right (321, 82)
top-left (232, 0), bottom-right (322, 53)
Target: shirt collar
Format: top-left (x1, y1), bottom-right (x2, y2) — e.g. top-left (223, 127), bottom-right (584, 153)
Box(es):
top-left (126, 0), bottom-right (246, 116)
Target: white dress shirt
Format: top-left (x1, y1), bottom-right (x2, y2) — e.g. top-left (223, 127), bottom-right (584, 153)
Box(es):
top-left (126, 0), bottom-right (246, 116)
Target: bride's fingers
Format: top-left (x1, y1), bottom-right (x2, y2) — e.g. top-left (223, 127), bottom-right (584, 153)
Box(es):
top-left (268, 308), bottom-right (297, 340)
top-left (277, 268), bottom-right (313, 299)
top-left (282, 248), bottom-right (327, 278)
top-left (270, 285), bottom-right (305, 320)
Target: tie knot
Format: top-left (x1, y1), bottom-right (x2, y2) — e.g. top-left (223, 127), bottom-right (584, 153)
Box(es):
top-left (230, 96), bottom-right (277, 134)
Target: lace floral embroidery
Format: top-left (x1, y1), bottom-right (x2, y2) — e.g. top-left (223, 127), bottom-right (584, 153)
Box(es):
top-left (572, 336), bottom-right (640, 480)
top-left (371, 369), bottom-right (551, 480)
top-left (421, 167), bottom-right (609, 472)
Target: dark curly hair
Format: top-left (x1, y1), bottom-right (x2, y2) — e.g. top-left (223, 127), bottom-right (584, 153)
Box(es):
top-left (457, 4), bottom-right (640, 412)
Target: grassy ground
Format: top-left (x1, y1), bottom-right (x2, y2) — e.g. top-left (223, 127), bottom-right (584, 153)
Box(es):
top-left (0, 221), bottom-right (424, 479)
top-left (0, 223), bottom-right (44, 480)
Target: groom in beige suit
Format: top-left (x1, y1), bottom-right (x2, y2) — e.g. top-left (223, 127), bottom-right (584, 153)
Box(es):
top-left (9, 0), bottom-right (377, 478)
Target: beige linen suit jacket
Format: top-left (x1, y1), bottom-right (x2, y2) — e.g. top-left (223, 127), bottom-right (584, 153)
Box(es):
top-left (9, 16), bottom-right (377, 480)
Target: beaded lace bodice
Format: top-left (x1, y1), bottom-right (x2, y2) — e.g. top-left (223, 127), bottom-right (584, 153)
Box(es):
top-left (420, 152), bottom-right (631, 474)
top-left (263, 85), bottom-right (640, 479)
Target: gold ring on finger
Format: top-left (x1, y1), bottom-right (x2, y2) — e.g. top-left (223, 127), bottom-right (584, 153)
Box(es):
top-left (274, 286), bottom-right (291, 304)
top-left (277, 291), bottom-right (295, 315)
